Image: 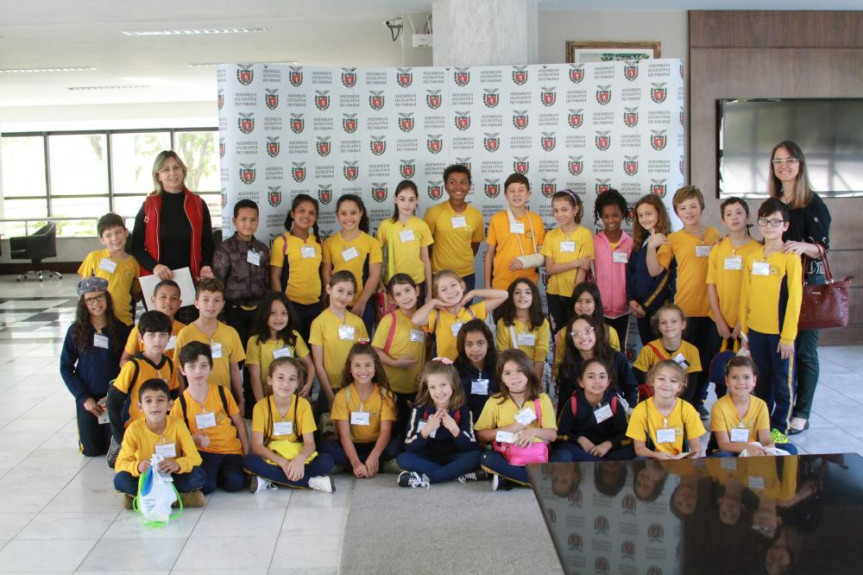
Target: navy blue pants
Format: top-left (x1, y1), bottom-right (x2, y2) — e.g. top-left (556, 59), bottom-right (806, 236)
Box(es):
top-left (480, 447), bottom-right (570, 485)
top-left (199, 451), bottom-right (246, 494)
top-left (290, 301), bottom-right (321, 344)
top-left (319, 438), bottom-right (402, 469)
top-left (114, 466), bottom-right (205, 496)
top-left (749, 329), bottom-right (796, 433)
top-left (547, 294), bottom-right (572, 335)
top-left (684, 316), bottom-right (719, 406)
top-left (242, 452), bottom-right (335, 488)
top-left (76, 401), bottom-right (111, 457)
top-left (556, 442), bottom-right (634, 462)
top-left (397, 450), bottom-right (481, 483)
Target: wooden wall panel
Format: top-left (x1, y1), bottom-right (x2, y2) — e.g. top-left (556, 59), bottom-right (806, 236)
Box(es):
top-left (689, 11), bottom-right (863, 344)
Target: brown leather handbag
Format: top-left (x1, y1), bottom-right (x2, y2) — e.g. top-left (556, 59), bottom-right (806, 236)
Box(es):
top-left (798, 245), bottom-right (853, 331)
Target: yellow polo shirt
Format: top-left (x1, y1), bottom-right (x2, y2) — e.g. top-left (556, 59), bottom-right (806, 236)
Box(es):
top-left (78, 249), bottom-right (140, 326)
top-left (371, 309), bottom-right (426, 394)
top-left (376, 216), bottom-right (434, 284)
top-left (424, 201), bottom-right (484, 277)
top-left (170, 385), bottom-right (242, 455)
top-left (322, 231), bottom-right (382, 305)
top-left (251, 395), bottom-right (317, 443)
top-left (541, 226), bottom-right (594, 297)
top-left (657, 227), bottom-right (721, 317)
top-left (113, 354), bottom-right (179, 425)
top-left (124, 320), bottom-right (185, 356)
top-left (626, 397), bottom-right (706, 456)
top-left (308, 309), bottom-right (369, 390)
top-left (487, 210), bottom-right (546, 291)
top-left (174, 322), bottom-right (245, 389)
top-left (495, 317), bottom-right (551, 363)
top-left (706, 237), bottom-right (761, 326)
top-left (427, 301), bottom-right (487, 361)
top-left (270, 233), bottom-right (322, 305)
top-left (739, 248), bottom-right (803, 345)
top-left (115, 416), bottom-right (201, 477)
top-left (331, 383), bottom-right (397, 443)
top-left (474, 393), bottom-right (556, 438)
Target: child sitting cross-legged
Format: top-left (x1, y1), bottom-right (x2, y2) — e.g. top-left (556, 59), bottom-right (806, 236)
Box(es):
top-left (113, 379), bottom-right (205, 508)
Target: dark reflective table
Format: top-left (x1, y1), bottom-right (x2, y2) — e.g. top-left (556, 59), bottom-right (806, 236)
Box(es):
top-left (528, 454), bottom-right (863, 575)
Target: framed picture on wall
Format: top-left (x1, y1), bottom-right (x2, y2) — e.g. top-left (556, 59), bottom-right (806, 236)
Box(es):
top-left (566, 42), bottom-right (661, 64)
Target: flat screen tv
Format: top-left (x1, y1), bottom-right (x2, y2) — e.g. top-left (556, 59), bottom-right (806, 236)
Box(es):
top-left (718, 98), bottom-right (863, 198)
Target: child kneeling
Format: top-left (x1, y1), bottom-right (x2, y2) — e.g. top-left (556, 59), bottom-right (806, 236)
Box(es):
top-left (243, 357), bottom-right (335, 492)
top-left (113, 379), bottom-right (205, 507)
top-left (396, 359), bottom-right (482, 488)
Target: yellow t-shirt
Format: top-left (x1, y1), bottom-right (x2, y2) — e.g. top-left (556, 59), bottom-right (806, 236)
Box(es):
top-left (170, 385), bottom-right (242, 455)
top-left (739, 248), bottom-right (803, 345)
top-left (251, 395), bottom-right (317, 444)
top-left (709, 394), bottom-right (770, 444)
top-left (626, 397), bottom-right (706, 456)
top-left (427, 301), bottom-right (488, 361)
top-left (322, 231), bottom-right (382, 305)
top-left (371, 309), bottom-right (426, 394)
top-left (486, 210), bottom-right (547, 291)
top-left (124, 320), bottom-right (185, 356)
top-left (474, 393), bottom-right (556, 439)
top-left (552, 324), bottom-right (620, 376)
top-left (269, 233), bottom-right (322, 305)
top-left (245, 332), bottom-right (310, 395)
top-left (633, 338), bottom-right (702, 374)
top-left (115, 416), bottom-right (202, 477)
top-left (78, 249), bottom-right (140, 326)
top-left (656, 227), bottom-right (721, 317)
top-left (308, 309), bottom-right (369, 390)
top-left (376, 216), bottom-right (434, 284)
top-left (424, 201), bottom-right (485, 277)
top-left (113, 354), bottom-right (179, 425)
top-left (495, 317), bottom-right (551, 363)
top-left (706, 237), bottom-right (761, 325)
top-left (541, 226), bottom-right (594, 297)
top-left (331, 383), bottom-right (397, 443)
top-left (174, 322), bottom-right (246, 389)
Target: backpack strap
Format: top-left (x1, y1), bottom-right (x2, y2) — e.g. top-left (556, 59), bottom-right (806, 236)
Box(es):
top-left (178, 394), bottom-right (190, 428)
top-left (646, 343), bottom-right (668, 360)
top-left (509, 325), bottom-right (519, 350)
top-left (571, 394), bottom-right (618, 422)
top-left (383, 311), bottom-right (399, 355)
top-left (534, 397), bottom-right (542, 425)
top-left (279, 233), bottom-right (291, 292)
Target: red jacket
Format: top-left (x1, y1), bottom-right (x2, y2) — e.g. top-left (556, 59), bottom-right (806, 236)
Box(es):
top-left (141, 189), bottom-right (205, 278)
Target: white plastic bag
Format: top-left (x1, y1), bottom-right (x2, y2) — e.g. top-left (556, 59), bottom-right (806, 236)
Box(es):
top-left (135, 454), bottom-right (180, 526)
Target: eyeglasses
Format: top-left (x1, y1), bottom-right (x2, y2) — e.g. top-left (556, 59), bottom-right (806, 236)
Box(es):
top-left (771, 158), bottom-right (799, 166)
top-left (570, 326), bottom-right (595, 339)
top-left (83, 293), bottom-right (106, 305)
top-left (757, 218), bottom-right (786, 228)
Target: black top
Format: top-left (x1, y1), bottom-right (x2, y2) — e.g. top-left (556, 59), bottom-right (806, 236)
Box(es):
top-left (131, 191), bottom-right (214, 272)
top-left (782, 192), bottom-right (831, 276)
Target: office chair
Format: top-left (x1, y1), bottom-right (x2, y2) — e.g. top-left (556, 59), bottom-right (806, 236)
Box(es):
top-left (10, 222), bottom-right (63, 281)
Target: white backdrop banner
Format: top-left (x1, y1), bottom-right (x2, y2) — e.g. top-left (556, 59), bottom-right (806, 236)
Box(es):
top-left (217, 60), bottom-right (686, 242)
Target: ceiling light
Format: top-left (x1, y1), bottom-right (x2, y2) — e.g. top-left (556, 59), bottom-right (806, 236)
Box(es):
top-left (123, 28), bottom-right (266, 37)
top-left (67, 85), bottom-right (148, 91)
top-left (0, 67), bottom-right (96, 74)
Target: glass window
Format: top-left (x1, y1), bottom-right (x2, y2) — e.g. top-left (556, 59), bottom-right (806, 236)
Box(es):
top-left (48, 134), bottom-right (109, 196)
top-left (1, 136), bottom-right (47, 198)
top-left (111, 132), bottom-right (171, 196)
top-left (52, 196), bottom-right (109, 220)
top-left (174, 131), bottom-right (220, 192)
top-left (113, 194), bottom-right (149, 220)
top-left (1, 199), bottom-right (48, 237)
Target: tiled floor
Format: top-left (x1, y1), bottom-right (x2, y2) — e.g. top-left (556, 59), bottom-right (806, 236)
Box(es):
top-left (0, 275), bottom-right (858, 574)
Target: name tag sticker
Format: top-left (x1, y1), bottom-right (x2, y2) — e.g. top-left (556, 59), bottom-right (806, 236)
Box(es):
top-left (612, 251), bottom-right (628, 264)
top-left (720, 457), bottom-right (738, 470)
top-left (724, 256), bottom-right (743, 271)
top-left (752, 262), bottom-right (771, 276)
top-left (155, 443), bottom-right (177, 458)
top-left (99, 258), bottom-right (117, 274)
top-left (656, 427), bottom-right (677, 444)
top-left (450, 322), bottom-right (463, 337)
top-left (166, 335), bottom-right (177, 351)
top-left (350, 411), bottom-right (370, 426)
top-left (593, 404), bottom-right (613, 424)
top-left (560, 241), bottom-right (576, 253)
top-left (409, 329), bottom-right (425, 343)
top-left (273, 421), bottom-right (294, 436)
top-left (210, 342), bottom-right (223, 358)
top-left (515, 407), bottom-right (537, 426)
top-left (97, 412), bottom-right (110, 425)
top-left (93, 334), bottom-right (110, 349)
top-left (730, 427), bottom-right (750, 443)
top-left (495, 430), bottom-right (516, 444)
top-left (451, 216), bottom-right (467, 229)
top-left (273, 346), bottom-right (292, 359)
top-left (509, 222), bottom-right (525, 235)
top-left (673, 353), bottom-right (689, 370)
top-left (342, 247), bottom-right (360, 262)
top-left (748, 475), bottom-right (765, 490)
top-left (338, 325), bottom-right (356, 341)
top-left (695, 245), bottom-right (712, 257)
top-left (399, 229), bottom-right (416, 242)
top-left (472, 379), bottom-right (489, 395)
top-left (301, 246), bottom-right (316, 259)
top-left (196, 412), bottom-right (216, 429)
top-left (517, 332), bottom-right (536, 347)
top-left (246, 250), bottom-right (261, 266)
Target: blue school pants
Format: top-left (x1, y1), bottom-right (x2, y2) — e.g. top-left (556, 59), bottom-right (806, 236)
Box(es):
top-left (749, 329), bottom-right (796, 433)
top-left (480, 447), bottom-right (570, 486)
top-left (242, 452), bottom-right (335, 488)
top-left (199, 452), bottom-right (245, 494)
top-left (319, 438), bottom-right (402, 469)
top-left (76, 402), bottom-right (111, 457)
top-left (397, 450), bottom-right (482, 483)
top-left (556, 442), bottom-right (635, 462)
top-left (114, 466), bottom-right (206, 496)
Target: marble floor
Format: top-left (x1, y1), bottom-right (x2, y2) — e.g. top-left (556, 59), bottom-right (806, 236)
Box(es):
top-left (0, 276), bottom-right (859, 574)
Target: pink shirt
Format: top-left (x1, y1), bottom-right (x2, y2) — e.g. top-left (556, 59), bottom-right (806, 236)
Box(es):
top-left (593, 231), bottom-right (633, 319)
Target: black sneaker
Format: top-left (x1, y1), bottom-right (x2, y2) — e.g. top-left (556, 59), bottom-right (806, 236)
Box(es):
top-left (397, 470), bottom-right (429, 489)
top-left (106, 437), bottom-right (121, 469)
top-left (458, 470), bottom-right (491, 483)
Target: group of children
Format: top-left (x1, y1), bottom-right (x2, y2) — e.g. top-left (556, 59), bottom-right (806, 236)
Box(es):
top-left (59, 163), bottom-right (805, 505)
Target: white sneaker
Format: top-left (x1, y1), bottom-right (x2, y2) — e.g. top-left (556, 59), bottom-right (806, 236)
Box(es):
top-left (250, 476), bottom-right (277, 494)
top-left (308, 475), bottom-right (336, 493)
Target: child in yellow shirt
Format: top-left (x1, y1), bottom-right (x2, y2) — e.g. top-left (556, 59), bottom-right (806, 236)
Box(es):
top-left (495, 278), bottom-right (550, 380)
top-left (121, 279), bottom-right (184, 365)
top-left (377, 180), bottom-right (434, 300)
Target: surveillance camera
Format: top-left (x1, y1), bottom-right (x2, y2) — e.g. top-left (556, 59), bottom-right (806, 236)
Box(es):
top-left (385, 18), bottom-right (403, 28)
